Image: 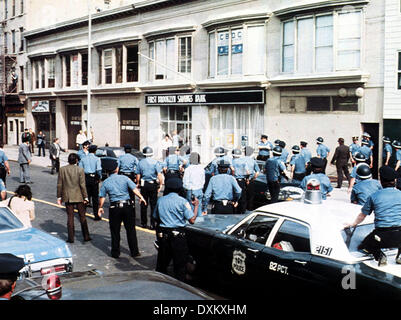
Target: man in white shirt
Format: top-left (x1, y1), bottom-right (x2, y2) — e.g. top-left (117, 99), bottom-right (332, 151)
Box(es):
top-left (161, 134), bottom-right (172, 160)
top-left (183, 152), bottom-right (205, 213)
top-left (76, 130), bottom-right (87, 150)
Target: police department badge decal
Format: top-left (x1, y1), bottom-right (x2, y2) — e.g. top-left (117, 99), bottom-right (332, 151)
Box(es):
top-left (232, 250), bottom-right (246, 275)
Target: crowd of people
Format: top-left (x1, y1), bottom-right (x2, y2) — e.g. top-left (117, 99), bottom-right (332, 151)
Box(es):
top-left (1, 129), bottom-right (401, 299)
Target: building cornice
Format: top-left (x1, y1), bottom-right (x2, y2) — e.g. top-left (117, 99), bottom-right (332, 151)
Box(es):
top-left (143, 26), bottom-right (197, 39)
top-left (196, 76), bottom-right (270, 90)
top-left (202, 12), bottom-right (271, 29)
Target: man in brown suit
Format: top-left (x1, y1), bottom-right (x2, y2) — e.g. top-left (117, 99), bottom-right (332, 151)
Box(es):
top-left (330, 137), bottom-right (351, 189)
top-left (57, 153), bottom-right (91, 243)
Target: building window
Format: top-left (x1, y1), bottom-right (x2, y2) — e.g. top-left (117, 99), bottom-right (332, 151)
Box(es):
top-left (398, 52), bottom-right (401, 90)
top-left (160, 106), bottom-right (192, 147)
top-left (81, 52), bottom-right (88, 86)
top-left (65, 55), bottom-right (71, 87)
top-left (19, 27), bottom-right (23, 52)
top-left (34, 60), bottom-right (39, 89)
top-left (3, 32), bottom-right (7, 54)
top-left (282, 10), bottom-right (361, 73)
top-left (306, 96), bottom-right (358, 112)
top-left (103, 49), bottom-right (112, 84)
top-left (126, 44), bottom-right (138, 82)
top-left (208, 24), bottom-right (265, 77)
top-left (20, 0), bottom-right (23, 14)
top-left (19, 65), bottom-right (23, 91)
top-left (4, 0), bottom-right (8, 19)
top-left (11, 0), bottom-right (15, 16)
top-left (115, 46), bottom-right (123, 83)
top-left (11, 30), bottom-right (15, 53)
top-left (47, 57), bottom-right (55, 88)
top-left (40, 60), bottom-right (45, 89)
top-left (148, 36), bottom-right (192, 81)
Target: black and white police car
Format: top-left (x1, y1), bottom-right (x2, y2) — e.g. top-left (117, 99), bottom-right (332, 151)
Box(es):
top-left (185, 179), bottom-right (401, 299)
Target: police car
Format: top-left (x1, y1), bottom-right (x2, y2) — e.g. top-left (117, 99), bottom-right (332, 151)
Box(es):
top-left (0, 205), bottom-right (73, 278)
top-left (185, 180), bottom-right (401, 299)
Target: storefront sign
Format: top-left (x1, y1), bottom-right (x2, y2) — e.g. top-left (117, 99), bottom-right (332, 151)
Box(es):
top-left (32, 100), bottom-right (50, 112)
top-left (145, 90), bottom-right (264, 105)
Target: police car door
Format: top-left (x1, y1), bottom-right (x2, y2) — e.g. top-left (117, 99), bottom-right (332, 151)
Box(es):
top-left (222, 214), bottom-right (280, 289)
top-left (263, 218), bottom-right (314, 290)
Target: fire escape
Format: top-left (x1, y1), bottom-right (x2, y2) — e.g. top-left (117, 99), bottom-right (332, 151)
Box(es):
top-left (0, 19), bottom-right (19, 145)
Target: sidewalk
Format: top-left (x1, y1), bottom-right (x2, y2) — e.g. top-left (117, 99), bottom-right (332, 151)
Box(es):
top-left (3, 145), bottom-right (70, 168)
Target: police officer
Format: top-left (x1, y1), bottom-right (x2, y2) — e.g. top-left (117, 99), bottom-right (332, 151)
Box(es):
top-left (362, 132), bottom-right (374, 150)
top-left (0, 253), bottom-right (25, 300)
top-left (136, 146), bottom-right (164, 229)
top-left (265, 146), bottom-right (286, 203)
top-left (316, 137), bottom-right (330, 174)
top-left (203, 160), bottom-right (242, 214)
top-left (118, 144), bottom-right (139, 202)
top-left (349, 136), bottom-right (360, 167)
top-left (231, 148), bottom-right (249, 214)
top-left (350, 165), bottom-right (382, 206)
top-left (153, 177), bottom-right (199, 282)
top-left (98, 158), bottom-right (146, 259)
top-left (77, 140), bottom-right (90, 160)
top-left (347, 152), bottom-right (369, 193)
top-left (208, 146), bottom-right (233, 176)
top-left (243, 146), bottom-right (260, 211)
top-left (300, 141), bottom-right (312, 176)
top-left (163, 146), bottom-right (187, 195)
top-left (256, 134), bottom-right (272, 161)
top-left (278, 140), bottom-right (289, 165)
top-left (0, 144), bottom-right (10, 186)
top-left (289, 145), bottom-right (306, 184)
top-left (383, 136), bottom-right (392, 166)
top-left (393, 140), bottom-right (401, 190)
top-left (345, 166), bottom-right (401, 266)
top-left (79, 144), bottom-right (102, 220)
top-left (359, 139), bottom-right (373, 168)
top-left (300, 157), bottom-right (333, 200)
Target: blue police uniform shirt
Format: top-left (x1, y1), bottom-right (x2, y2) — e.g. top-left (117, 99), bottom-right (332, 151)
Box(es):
top-left (244, 156), bottom-right (260, 179)
top-left (279, 148), bottom-right (289, 163)
top-left (265, 156), bottom-right (286, 182)
top-left (349, 143), bottom-right (360, 156)
top-left (136, 158), bottom-right (162, 181)
top-left (232, 157), bottom-right (250, 179)
top-left (152, 193), bottom-right (194, 228)
top-left (163, 154), bottom-right (185, 171)
top-left (300, 173), bottom-right (333, 200)
top-left (203, 174), bottom-right (242, 208)
top-left (118, 153), bottom-right (138, 173)
top-left (300, 148), bottom-right (312, 164)
top-left (362, 188), bottom-right (401, 228)
top-left (258, 141), bottom-right (273, 156)
top-left (350, 179), bottom-right (382, 206)
top-left (0, 150), bottom-right (8, 164)
top-left (182, 154), bottom-right (190, 169)
top-left (368, 140), bottom-right (374, 149)
top-left (383, 143), bottom-right (392, 160)
top-left (210, 155), bottom-right (233, 175)
top-left (99, 173), bottom-right (136, 202)
top-left (396, 149), bottom-right (401, 162)
top-left (77, 149), bottom-right (88, 160)
top-left (359, 145), bottom-right (372, 160)
top-left (290, 154), bottom-right (306, 174)
top-left (79, 153), bottom-right (102, 177)
top-left (316, 144), bottom-right (330, 159)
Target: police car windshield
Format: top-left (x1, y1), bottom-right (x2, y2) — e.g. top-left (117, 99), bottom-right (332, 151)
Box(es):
top-left (341, 223), bottom-right (375, 257)
top-left (0, 207), bottom-right (24, 231)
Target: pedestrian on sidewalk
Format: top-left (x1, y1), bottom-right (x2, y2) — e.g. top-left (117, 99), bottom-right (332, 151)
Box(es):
top-left (29, 128), bottom-right (36, 155)
top-left (0, 143), bottom-right (11, 186)
top-left (18, 138), bottom-right (32, 184)
top-left (36, 131), bottom-right (46, 157)
top-left (57, 153), bottom-right (91, 243)
top-left (50, 138), bottom-right (67, 175)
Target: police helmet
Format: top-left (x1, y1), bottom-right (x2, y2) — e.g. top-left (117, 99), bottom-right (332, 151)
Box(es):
top-left (316, 137), bottom-right (324, 144)
top-left (278, 140), bottom-right (286, 148)
top-left (383, 136), bottom-right (391, 143)
top-left (361, 139), bottom-right (370, 146)
top-left (82, 140), bottom-right (91, 147)
top-left (0, 253), bottom-right (25, 280)
top-left (88, 144), bottom-right (97, 153)
top-left (142, 146), bottom-right (153, 157)
top-left (274, 139), bottom-right (281, 146)
top-left (356, 164), bottom-right (372, 180)
top-left (392, 140), bottom-right (401, 149)
top-left (214, 146), bottom-right (225, 156)
top-left (310, 157), bottom-right (325, 169)
top-left (272, 146), bottom-right (282, 156)
top-left (353, 152), bottom-right (366, 163)
top-left (291, 145), bottom-right (300, 154)
top-left (124, 144), bottom-right (132, 152)
top-left (217, 159), bottom-right (230, 169)
top-left (232, 148), bottom-right (242, 158)
top-left (261, 134), bottom-right (268, 140)
top-left (362, 132), bottom-right (371, 138)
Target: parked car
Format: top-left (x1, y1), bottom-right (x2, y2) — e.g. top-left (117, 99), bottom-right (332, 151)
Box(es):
top-left (184, 196), bottom-right (401, 299)
top-left (12, 269), bottom-right (214, 300)
top-left (0, 205), bottom-right (73, 278)
top-left (96, 146), bottom-right (145, 180)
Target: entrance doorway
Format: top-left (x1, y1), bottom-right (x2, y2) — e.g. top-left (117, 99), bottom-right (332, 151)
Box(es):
top-left (67, 104), bottom-right (82, 150)
top-left (362, 122), bottom-right (379, 179)
top-left (120, 108), bottom-right (140, 149)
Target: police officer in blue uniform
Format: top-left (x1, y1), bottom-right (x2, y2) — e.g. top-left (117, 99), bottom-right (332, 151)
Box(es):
top-left (265, 146), bottom-right (286, 203)
top-left (359, 139), bottom-right (373, 168)
top-left (79, 144), bottom-right (102, 220)
top-left (243, 146), bottom-right (260, 211)
top-left (77, 140), bottom-right (90, 160)
top-left (362, 132), bottom-right (374, 150)
top-left (290, 145), bottom-right (306, 184)
top-left (0, 253), bottom-right (25, 300)
top-left (163, 146), bottom-right (187, 195)
top-left (300, 157), bottom-right (333, 200)
top-left (180, 146), bottom-right (191, 169)
top-left (153, 177), bottom-right (199, 282)
top-left (231, 148), bottom-right (249, 214)
top-left (346, 166), bottom-right (401, 266)
top-left (118, 144), bottom-right (139, 201)
top-left (316, 137), bottom-right (330, 174)
top-left (0, 144), bottom-right (10, 186)
top-left (349, 136), bottom-right (360, 167)
top-left (278, 140), bottom-right (289, 165)
top-left (300, 141), bottom-right (312, 176)
top-left (208, 147), bottom-right (233, 176)
top-left (383, 136), bottom-right (392, 166)
top-left (203, 160), bottom-right (242, 214)
top-left (393, 140), bottom-right (401, 190)
top-left (256, 135), bottom-right (272, 161)
top-left (348, 152), bottom-right (369, 193)
top-left (136, 146), bottom-right (164, 229)
top-left (98, 158), bottom-right (146, 259)
top-left (350, 165), bottom-right (382, 206)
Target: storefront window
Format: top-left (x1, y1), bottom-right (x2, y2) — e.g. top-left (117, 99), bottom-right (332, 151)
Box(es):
top-left (160, 106), bottom-right (192, 147)
top-left (47, 57), bottom-right (55, 88)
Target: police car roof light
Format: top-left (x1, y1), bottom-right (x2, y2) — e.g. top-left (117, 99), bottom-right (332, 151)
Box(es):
top-left (45, 274), bottom-right (62, 300)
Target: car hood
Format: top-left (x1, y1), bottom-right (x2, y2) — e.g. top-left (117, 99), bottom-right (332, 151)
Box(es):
top-left (0, 228), bottom-right (72, 262)
top-left (190, 214), bottom-right (250, 233)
